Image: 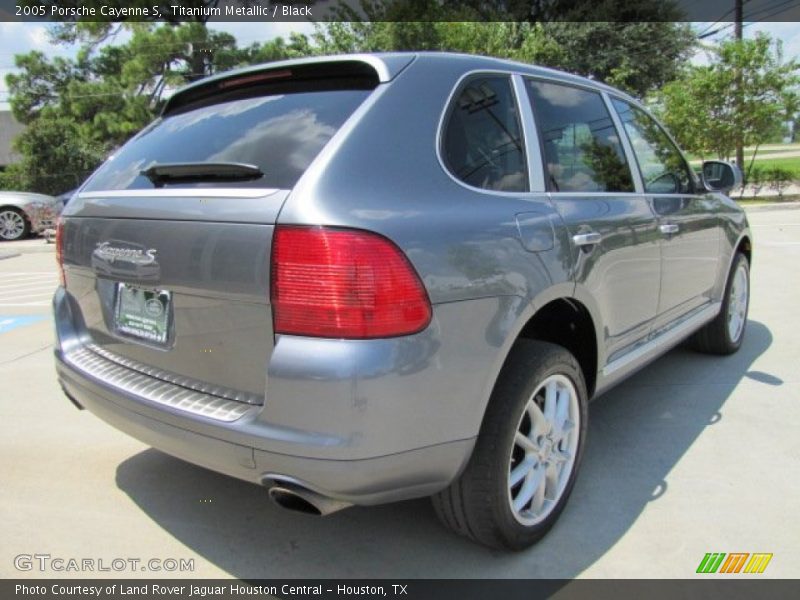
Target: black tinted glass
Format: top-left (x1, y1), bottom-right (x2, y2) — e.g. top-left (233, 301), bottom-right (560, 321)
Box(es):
top-left (84, 89), bottom-right (371, 191)
top-left (527, 80), bottom-right (634, 193)
top-left (611, 98), bottom-right (693, 194)
top-left (443, 76), bottom-right (528, 192)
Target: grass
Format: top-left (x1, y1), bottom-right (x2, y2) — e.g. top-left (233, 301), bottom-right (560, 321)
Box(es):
top-left (687, 147), bottom-right (800, 166)
top-left (736, 195), bottom-right (800, 205)
top-left (689, 156), bottom-right (800, 179)
top-left (744, 156), bottom-right (800, 179)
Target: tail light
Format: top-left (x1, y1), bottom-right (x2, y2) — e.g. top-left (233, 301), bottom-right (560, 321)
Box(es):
top-left (271, 226), bottom-right (432, 339)
top-left (55, 218), bottom-right (65, 288)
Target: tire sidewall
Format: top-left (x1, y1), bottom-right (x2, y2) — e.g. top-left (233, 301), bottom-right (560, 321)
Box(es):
top-left (722, 253), bottom-right (750, 352)
top-left (490, 347), bottom-right (589, 549)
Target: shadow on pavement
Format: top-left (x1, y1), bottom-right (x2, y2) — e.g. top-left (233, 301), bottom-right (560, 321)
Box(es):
top-left (115, 321), bottom-right (772, 578)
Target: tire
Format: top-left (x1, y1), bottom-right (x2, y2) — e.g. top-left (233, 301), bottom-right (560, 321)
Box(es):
top-left (432, 340), bottom-right (588, 550)
top-left (692, 252), bottom-right (749, 355)
top-left (0, 207), bottom-right (31, 241)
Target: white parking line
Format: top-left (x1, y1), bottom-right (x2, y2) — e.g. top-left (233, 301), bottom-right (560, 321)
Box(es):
top-left (0, 282), bottom-right (57, 292)
top-left (0, 269), bottom-right (58, 306)
top-left (0, 293), bottom-right (54, 302)
top-left (0, 302), bottom-right (51, 307)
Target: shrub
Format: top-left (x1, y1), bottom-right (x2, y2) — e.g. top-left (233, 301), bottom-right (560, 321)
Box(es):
top-left (764, 167), bottom-right (794, 199)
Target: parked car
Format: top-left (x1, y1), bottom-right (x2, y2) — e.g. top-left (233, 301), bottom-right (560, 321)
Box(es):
top-left (53, 53), bottom-right (751, 550)
top-left (57, 188), bottom-right (77, 207)
top-left (0, 191), bottom-right (63, 241)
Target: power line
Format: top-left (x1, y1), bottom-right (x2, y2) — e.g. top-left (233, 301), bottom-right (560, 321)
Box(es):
top-left (744, 0), bottom-right (799, 25)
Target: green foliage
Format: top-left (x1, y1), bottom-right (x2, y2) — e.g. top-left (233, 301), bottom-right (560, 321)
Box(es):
top-left (4, 20), bottom-right (261, 194)
top-left (539, 22), bottom-right (695, 95)
top-left (747, 156), bottom-right (800, 180)
top-left (6, 115), bottom-right (106, 195)
top-left (764, 167), bottom-right (794, 198)
top-left (311, 16), bottom-right (694, 97)
top-left (655, 34), bottom-right (799, 162)
top-left (742, 163), bottom-right (796, 199)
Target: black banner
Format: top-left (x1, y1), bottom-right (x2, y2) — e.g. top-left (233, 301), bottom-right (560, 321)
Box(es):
top-left (4, 580), bottom-right (800, 600)
top-left (2, 0), bottom-right (800, 23)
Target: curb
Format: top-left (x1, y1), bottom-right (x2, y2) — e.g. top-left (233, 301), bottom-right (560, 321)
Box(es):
top-left (742, 201), bottom-right (800, 212)
top-left (0, 251), bottom-right (21, 261)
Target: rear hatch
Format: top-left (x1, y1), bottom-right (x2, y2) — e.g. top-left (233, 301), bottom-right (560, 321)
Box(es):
top-left (59, 60), bottom-right (389, 405)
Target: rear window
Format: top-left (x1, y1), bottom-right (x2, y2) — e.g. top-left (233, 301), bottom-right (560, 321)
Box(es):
top-left (442, 75), bottom-right (528, 192)
top-left (83, 88), bottom-right (371, 192)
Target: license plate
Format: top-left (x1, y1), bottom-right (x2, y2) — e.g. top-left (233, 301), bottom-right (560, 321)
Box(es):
top-left (114, 283), bottom-right (171, 345)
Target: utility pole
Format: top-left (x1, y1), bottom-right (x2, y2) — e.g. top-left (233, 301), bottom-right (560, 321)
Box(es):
top-left (734, 0), bottom-right (744, 170)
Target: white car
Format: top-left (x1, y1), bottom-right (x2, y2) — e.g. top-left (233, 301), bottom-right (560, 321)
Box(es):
top-left (0, 191), bottom-right (63, 241)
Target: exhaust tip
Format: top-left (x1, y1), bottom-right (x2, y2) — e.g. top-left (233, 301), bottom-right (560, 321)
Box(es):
top-left (268, 487), bottom-right (323, 516)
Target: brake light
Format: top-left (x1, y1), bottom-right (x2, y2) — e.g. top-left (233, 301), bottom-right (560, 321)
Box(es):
top-left (271, 226), bottom-right (432, 339)
top-left (55, 218), bottom-right (65, 288)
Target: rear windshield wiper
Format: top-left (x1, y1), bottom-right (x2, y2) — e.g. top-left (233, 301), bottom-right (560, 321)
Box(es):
top-left (140, 162), bottom-right (264, 187)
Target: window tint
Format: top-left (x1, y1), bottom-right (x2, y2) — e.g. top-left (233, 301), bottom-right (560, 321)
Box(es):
top-left (84, 88), bottom-right (371, 191)
top-left (611, 98), bottom-right (693, 194)
top-left (526, 80), bottom-right (633, 193)
top-left (442, 75), bottom-right (527, 192)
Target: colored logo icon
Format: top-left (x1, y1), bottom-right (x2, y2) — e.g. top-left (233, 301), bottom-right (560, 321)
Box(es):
top-left (696, 552), bottom-right (773, 574)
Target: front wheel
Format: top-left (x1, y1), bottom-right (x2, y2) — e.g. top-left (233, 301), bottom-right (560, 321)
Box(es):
top-left (692, 252), bottom-right (750, 355)
top-left (432, 340), bottom-right (588, 550)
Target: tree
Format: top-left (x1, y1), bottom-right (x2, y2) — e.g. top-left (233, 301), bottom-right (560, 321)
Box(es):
top-left (4, 21), bottom-right (265, 193)
top-left (655, 34), bottom-right (799, 170)
top-left (0, 116), bottom-right (106, 195)
top-left (312, 2), bottom-right (695, 96)
top-left (539, 22), bottom-right (695, 96)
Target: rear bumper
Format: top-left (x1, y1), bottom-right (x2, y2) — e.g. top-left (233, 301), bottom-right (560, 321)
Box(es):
top-left (56, 355), bottom-right (472, 504)
top-left (53, 287), bottom-right (518, 505)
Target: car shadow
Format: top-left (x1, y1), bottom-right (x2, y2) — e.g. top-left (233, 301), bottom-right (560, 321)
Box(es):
top-left (115, 320), bottom-right (773, 578)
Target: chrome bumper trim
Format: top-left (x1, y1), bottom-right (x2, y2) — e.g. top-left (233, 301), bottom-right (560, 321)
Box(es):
top-left (64, 346), bottom-right (255, 422)
top-left (84, 343), bottom-right (263, 405)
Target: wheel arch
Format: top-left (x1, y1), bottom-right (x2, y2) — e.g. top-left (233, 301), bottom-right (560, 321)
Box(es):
top-left (479, 292), bottom-right (600, 436)
top-left (514, 297), bottom-right (599, 399)
top-left (736, 234), bottom-right (752, 265)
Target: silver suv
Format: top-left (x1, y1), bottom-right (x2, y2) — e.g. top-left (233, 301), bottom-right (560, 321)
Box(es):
top-left (54, 53), bottom-right (751, 550)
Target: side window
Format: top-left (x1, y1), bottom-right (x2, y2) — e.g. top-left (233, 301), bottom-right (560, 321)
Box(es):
top-left (611, 98), bottom-right (693, 194)
top-left (442, 75), bottom-right (527, 192)
top-left (526, 80), bottom-right (634, 193)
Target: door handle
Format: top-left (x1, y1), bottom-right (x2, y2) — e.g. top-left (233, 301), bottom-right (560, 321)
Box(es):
top-left (572, 232), bottom-right (602, 247)
top-left (660, 223), bottom-right (679, 235)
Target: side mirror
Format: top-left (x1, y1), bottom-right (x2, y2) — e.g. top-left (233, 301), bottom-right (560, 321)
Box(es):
top-left (702, 160), bottom-right (742, 195)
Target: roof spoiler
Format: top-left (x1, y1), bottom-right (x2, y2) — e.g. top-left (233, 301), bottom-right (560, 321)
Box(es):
top-left (162, 54), bottom-right (416, 116)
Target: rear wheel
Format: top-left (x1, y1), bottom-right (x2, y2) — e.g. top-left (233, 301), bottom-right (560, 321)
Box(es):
top-left (692, 252), bottom-right (749, 355)
top-left (432, 340), bottom-right (588, 550)
top-left (0, 208), bottom-right (30, 241)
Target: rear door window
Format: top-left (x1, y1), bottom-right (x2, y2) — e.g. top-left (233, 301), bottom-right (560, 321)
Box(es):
top-left (442, 75), bottom-right (528, 192)
top-left (526, 80), bottom-right (634, 193)
top-left (84, 88), bottom-right (372, 192)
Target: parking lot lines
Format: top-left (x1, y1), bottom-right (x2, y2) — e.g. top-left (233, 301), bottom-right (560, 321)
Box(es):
top-left (0, 272), bottom-right (57, 307)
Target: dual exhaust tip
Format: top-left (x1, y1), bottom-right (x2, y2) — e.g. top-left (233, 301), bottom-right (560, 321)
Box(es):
top-left (267, 483), bottom-right (352, 517)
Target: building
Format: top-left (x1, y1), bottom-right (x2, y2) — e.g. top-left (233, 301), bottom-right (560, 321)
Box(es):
top-left (0, 110), bottom-right (24, 172)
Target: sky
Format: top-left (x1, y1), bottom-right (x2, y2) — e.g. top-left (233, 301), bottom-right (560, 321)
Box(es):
top-left (0, 20), bottom-right (798, 111)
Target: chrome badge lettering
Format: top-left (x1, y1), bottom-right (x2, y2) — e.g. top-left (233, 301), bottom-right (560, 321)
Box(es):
top-left (94, 242), bottom-right (158, 266)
